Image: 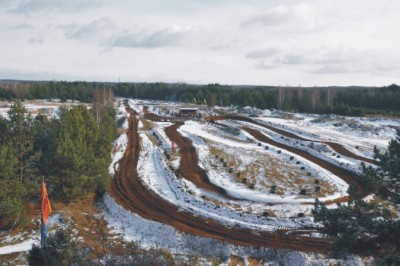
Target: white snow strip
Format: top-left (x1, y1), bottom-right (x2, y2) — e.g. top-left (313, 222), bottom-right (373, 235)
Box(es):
top-left (109, 134), bottom-right (128, 175)
top-left (0, 239), bottom-right (37, 255)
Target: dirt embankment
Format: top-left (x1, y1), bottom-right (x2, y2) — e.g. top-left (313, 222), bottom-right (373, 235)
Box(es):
top-left (144, 112), bottom-right (166, 122)
top-left (242, 127), bottom-right (368, 195)
top-left (164, 123), bottom-right (234, 198)
top-left (208, 115), bottom-right (376, 165)
top-left (109, 107), bottom-right (334, 253)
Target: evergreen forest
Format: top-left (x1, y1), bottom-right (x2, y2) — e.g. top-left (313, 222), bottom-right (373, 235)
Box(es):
top-left (313, 131), bottom-right (400, 265)
top-left (0, 96), bottom-right (116, 229)
top-left (0, 81), bottom-right (399, 116)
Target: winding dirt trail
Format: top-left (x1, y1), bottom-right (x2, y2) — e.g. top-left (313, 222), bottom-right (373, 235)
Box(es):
top-left (164, 123), bottom-right (239, 199)
top-left (148, 112), bottom-right (368, 197)
top-left (109, 108), bottom-right (334, 253)
top-left (207, 115), bottom-right (376, 165)
top-left (242, 127), bottom-right (368, 196)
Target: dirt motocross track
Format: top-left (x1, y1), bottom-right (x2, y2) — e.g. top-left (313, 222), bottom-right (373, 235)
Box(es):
top-left (207, 115), bottom-right (377, 165)
top-left (164, 123), bottom-right (239, 200)
top-left (109, 108), bottom-right (334, 253)
top-left (242, 127), bottom-right (367, 196)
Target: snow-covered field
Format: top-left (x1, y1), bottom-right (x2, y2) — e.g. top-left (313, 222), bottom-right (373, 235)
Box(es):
top-left (179, 121), bottom-right (349, 204)
top-left (0, 99), bottom-right (87, 119)
top-left (257, 114), bottom-right (399, 157)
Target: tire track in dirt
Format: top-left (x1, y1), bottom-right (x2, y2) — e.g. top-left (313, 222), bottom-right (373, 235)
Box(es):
top-left (109, 106), bottom-right (335, 253)
top-left (164, 123), bottom-right (238, 200)
top-left (207, 115), bottom-right (376, 165)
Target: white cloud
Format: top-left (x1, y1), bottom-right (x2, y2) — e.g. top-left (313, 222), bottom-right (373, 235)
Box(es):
top-left (313, 65), bottom-right (349, 74)
top-left (28, 36), bottom-right (44, 44)
top-left (110, 26), bottom-right (192, 49)
top-left (0, 0), bottom-right (399, 86)
top-left (241, 6), bottom-right (291, 27)
top-left (241, 3), bottom-right (317, 31)
top-left (11, 0), bottom-right (102, 13)
top-left (13, 23), bottom-right (34, 30)
top-left (64, 17), bottom-right (114, 41)
top-left (246, 48), bottom-right (280, 59)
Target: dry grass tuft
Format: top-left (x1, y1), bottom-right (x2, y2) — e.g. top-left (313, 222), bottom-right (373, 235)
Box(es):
top-left (207, 142), bottom-right (336, 198)
top-left (228, 255), bottom-right (245, 266)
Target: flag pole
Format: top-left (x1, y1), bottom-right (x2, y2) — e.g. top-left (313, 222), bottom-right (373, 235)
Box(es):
top-left (40, 178), bottom-right (46, 246)
top-left (40, 178), bottom-right (52, 246)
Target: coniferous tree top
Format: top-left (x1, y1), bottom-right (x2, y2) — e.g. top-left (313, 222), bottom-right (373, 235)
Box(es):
top-left (313, 130), bottom-right (400, 264)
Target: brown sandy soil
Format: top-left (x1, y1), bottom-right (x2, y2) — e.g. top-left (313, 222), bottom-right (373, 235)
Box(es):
top-left (144, 112), bottom-right (187, 123)
top-left (108, 105), bottom-right (334, 253)
top-left (206, 115), bottom-right (377, 165)
top-left (247, 257), bottom-right (264, 266)
top-left (144, 112), bottom-right (166, 122)
top-left (228, 255), bottom-right (245, 266)
top-left (226, 256), bottom-right (264, 266)
top-left (242, 127), bottom-right (367, 196)
top-left (164, 123), bottom-right (237, 199)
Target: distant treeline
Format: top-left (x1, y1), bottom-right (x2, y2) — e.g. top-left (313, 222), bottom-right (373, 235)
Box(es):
top-left (1, 80), bottom-right (399, 116)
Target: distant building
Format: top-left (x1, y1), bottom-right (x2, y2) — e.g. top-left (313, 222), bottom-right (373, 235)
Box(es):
top-left (179, 108), bottom-right (198, 117)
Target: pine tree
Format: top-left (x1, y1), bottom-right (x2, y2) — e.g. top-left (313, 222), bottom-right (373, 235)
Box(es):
top-left (28, 229), bottom-right (81, 266)
top-left (313, 130), bottom-right (400, 264)
top-left (7, 101), bottom-right (41, 182)
top-left (364, 133), bottom-right (400, 203)
top-left (49, 105), bottom-right (114, 200)
top-left (0, 101), bottom-right (38, 228)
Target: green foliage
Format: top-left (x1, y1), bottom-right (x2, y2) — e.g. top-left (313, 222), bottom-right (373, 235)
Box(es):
top-left (0, 179), bottom-right (27, 228)
top-left (28, 229), bottom-right (82, 266)
top-left (313, 198), bottom-right (394, 254)
top-left (0, 98), bottom-right (116, 225)
top-left (0, 81), bottom-right (105, 102)
top-left (0, 101), bottom-right (40, 228)
top-left (44, 105), bottom-right (114, 201)
top-left (2, 81), bottom-right (400, 116)
top-left (0, 87), bottom-right (13, 100)
top-left (0, 101), bottom-right (41, 182)
top-left (358, 133), bottom-right (400, 204)
top-left (113, 82), bottom-right (400, 116)
top-left (313, 131), bottom-right (400, 263)
top-left (0, 138), bottom-right (18, 180)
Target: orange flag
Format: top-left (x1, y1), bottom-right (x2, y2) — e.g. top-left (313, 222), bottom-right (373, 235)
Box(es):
top-left (41, 179), bottom-right (52, 225)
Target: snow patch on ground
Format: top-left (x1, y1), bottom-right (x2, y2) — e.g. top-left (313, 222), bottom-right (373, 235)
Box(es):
top-left (137, 131), bottom-right (306, 230)
top-left (0, 239), bottom-right (36, 255)
top-left (257, 115), bottom-right (399, 158)
top-left (109, 134), bottom-right (128, 176)
top-left (179, 121), bottom-right (348, 204)
top-left (102, 193), bottom-right (230, 257)
top-left (0, 213), bottom-right (62, 255)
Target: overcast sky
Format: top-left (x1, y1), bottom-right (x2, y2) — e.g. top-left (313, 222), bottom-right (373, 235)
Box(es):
top-left (0, 0), bottom-right (399, 86)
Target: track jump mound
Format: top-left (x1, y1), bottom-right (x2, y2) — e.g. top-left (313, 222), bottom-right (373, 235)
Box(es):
top-left (165, 123), bottom-right (235, 198)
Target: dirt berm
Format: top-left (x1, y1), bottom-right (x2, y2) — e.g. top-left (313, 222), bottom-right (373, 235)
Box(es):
top-left (242, 126), bottom-right (368, 196)
top-left (164, 123), bottom-right (237, 199)
top-left (207, 115), bottom-right (376, 165)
